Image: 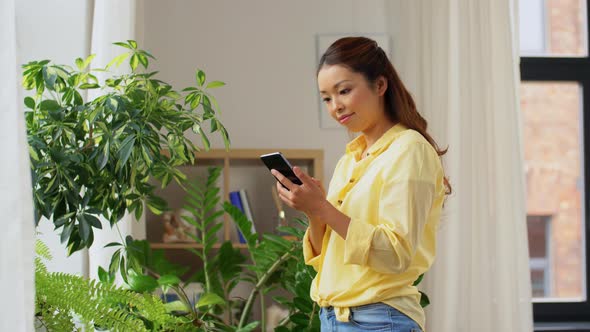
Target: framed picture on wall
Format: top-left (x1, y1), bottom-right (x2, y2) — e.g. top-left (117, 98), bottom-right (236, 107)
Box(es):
top-left (315, 33), bottom-right (391, 129)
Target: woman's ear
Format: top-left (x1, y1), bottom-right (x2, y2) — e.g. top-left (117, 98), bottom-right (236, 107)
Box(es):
top-left (376, 76), bottom-right (388, 96)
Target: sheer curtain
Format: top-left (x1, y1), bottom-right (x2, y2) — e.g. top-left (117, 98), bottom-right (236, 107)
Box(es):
top-left (0, 0), bottom-right (35, 330)
top-left (386, 0), bottom-right (534, 331)
top-left (86, 0), bottom-right (143, 281)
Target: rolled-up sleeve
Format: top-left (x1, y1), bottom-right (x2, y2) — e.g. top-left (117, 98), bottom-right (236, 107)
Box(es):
top-left (343, 143), bottom-right (439, 274)
top-left (302, 227), bottom-right (322, 271)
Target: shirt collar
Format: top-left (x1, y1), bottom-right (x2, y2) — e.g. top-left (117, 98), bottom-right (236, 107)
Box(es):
top-left (345, 123), bottom-right (408, 160)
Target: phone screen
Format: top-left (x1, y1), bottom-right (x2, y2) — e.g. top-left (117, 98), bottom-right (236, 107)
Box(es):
top-left (260, 152), bottom-right (302, 188)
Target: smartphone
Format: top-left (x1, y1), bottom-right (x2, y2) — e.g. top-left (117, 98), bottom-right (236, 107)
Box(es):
top-left (260, 152), bottom-right (303, 189)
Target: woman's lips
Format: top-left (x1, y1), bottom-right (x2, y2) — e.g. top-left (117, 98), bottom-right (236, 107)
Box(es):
top-left (338, 113), bottom-right (354, 124)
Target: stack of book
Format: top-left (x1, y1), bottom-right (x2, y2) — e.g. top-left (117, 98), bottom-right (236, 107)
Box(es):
top-left (228, 189), bottom-right (256, 243)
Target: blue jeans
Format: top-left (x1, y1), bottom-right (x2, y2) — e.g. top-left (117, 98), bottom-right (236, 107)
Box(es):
top-left (319, 303), bottom-right (422, 332)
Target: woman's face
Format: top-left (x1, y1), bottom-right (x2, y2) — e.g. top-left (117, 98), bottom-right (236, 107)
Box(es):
top-left (317, 64), bottom-right (388, 132)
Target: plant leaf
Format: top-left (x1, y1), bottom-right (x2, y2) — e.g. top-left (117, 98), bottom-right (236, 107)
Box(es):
top-left (106, 52), bottom-right (130, 69)
top-left (106, 97), bottom-right (118, 112)
top-left (290, 312), bottom-right (309, 326)
top-left (206, 81), bottom-right (225, 89)
top-left (127, 274), bottom-right (159, 293)
top-left (195, 292), bottom-right (225, 308)
top-left (39, 100), bottom-right (60, 111)
top-left (75, 58), bottom-right (84, 70)
top-left (157, 274), bottom-right (181, 287)
top-left (79, 83), bottom-right (99, 89)
top-left (419, 291), bottom-right (430, 307)
top-left (42, 66), bottom-right (58, 90)
top-left (130, 54), bottom-right (139, 71)
top-left (97, 266), bottom-right (114, 285)
top-left (196, 69), bottom-right (206, 87)
top-left (118, 135), bottom-right (136, 167)
top-left (24, 96), bottom-right (35, 109)
top-left (138, 54), bottom-right (148, 68)
top-left (113, 42), bottom-right (132, 49)
top-left (78, 214), bottom-right (90, 242)
top-left (84, 213), bottom-right (102, 229)
top-left (413, 273), bottom-right (424, 286)
top-left (164, 300), bottom-right (187, 313)
top-left (236, 322), bottom-right (260, 332)
top-left (97, 143), bottom-right (109, 170)
top-left (83, 54), bottom-right (96, 69)
top-left (293, 296), bottom-right (312, 313)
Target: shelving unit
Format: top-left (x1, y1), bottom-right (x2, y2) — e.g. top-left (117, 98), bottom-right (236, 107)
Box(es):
top-left (147, 148), bottom-right (323, 249)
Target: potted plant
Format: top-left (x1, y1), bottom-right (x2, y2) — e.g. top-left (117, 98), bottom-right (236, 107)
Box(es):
top-left (23, 40), bottom-right (229, 254)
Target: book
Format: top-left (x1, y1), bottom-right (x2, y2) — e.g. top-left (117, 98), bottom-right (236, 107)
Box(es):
top-left (229, 191), bottom-right (247, 243)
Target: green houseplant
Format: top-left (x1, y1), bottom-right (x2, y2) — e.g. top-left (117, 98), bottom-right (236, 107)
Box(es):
top-left (23, 40), bottom-right (230, 254)
top-left (108, 167), bottom-right (320, 331)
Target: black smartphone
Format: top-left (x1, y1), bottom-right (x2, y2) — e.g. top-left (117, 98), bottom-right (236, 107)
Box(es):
top-left (260, 152), bottom-right (303, 189)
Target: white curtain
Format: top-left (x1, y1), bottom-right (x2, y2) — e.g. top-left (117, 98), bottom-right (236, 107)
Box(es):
top-left (0, 0), bottom-right (35, 330)
top-left (87, 0), bottom-right (143, 281)
top-left (386, 0), bottom-right (534, 331)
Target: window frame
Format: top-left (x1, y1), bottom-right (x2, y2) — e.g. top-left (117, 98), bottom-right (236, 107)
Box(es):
top-left (520, 1), bottom-right (590, 322)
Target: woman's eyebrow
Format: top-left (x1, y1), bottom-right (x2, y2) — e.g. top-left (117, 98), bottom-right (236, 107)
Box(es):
top-left (319, 80), bottom-right (352, 93)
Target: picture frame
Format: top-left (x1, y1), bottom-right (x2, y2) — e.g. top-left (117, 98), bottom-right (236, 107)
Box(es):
top-left (315, 33), bottom-right (391, 129)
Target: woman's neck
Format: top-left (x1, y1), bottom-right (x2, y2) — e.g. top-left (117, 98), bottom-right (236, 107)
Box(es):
top-left (362, 119), bottom-right (397, 149)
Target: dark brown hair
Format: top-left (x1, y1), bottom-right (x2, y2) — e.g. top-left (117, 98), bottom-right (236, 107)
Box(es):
top-left (318, 36), bottom-right (451, 194)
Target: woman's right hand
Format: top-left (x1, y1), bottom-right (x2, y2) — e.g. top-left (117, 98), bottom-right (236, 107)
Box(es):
top-left (310, 177), bottom-right (326, 197)
top-left (272, 167), bottom-right (327, 218)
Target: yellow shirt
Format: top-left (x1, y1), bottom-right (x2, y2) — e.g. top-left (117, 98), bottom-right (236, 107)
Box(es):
top-left (302, 123), bottom-right (446, 331)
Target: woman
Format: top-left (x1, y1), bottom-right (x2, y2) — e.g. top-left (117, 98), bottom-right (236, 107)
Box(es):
top-left (272, 37), bottom-right (451, 332)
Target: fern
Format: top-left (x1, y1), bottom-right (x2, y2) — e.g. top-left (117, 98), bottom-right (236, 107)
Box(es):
top-left (35, 239), bottom-right (52, 261)
top-left (179, 166), bottom-right (249, 330)
top-left (181, 167), bottom-right (223, 292)
top-left (34, 240), bottom-right (189, 331)
top-left (37, 272), bottom-right (148, 331)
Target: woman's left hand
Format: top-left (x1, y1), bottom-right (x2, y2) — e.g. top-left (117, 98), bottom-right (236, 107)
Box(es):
top-left (272, 167), bottom-right (328, 218)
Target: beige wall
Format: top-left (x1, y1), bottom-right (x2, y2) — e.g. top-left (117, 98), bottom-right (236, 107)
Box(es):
top-left (18, 0), bottom-right (406, 277)
top-left (141, 0), bottom-right (390, 181)
top-left (140, 2), bottom-right (396, 320)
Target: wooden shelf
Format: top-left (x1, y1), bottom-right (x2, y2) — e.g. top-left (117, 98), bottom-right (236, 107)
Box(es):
top-left (191, 148), bottom-right (324, 164)
top-left (148, 148), bottom-right (322, 249)
top-left (150, 236), bottom-right (298, 250)
top-left (150, 242), bottom-right (248, 249)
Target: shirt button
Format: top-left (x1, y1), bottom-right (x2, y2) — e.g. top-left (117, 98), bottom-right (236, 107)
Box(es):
top-left (337, 200), bottom-right (343, 205)
top-left (349, 179), bottom-right (355, 183)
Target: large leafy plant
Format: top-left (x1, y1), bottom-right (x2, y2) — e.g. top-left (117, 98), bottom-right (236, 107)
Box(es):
top-left (23, 40), bottom-right (230, 254)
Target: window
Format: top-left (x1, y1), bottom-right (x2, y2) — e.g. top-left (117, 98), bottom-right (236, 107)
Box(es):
top-left (520, 0), bottom-right (587, 57)
top-left (527, 215), bottom-right (552, 297)
top-left (519, 0), bottom-right (590, 322)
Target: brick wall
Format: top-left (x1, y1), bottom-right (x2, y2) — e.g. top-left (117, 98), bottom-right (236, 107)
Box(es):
top-left (521, 0), bottom-right (585, 298)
